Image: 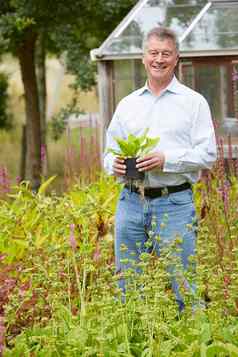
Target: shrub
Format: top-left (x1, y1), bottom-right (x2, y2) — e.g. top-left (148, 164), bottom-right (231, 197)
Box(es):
top-left (0, 72), bottom-right (12, 130)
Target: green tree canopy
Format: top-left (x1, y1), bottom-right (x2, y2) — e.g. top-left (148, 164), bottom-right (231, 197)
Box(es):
top-left (0, 0), bottom-right (137, 189)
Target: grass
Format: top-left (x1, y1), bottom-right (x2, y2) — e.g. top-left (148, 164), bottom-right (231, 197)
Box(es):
top-left (0, 128), bottom-right (22, 181)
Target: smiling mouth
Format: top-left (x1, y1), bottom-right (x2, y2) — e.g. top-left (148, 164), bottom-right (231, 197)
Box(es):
top-left (151, 65), bottom-right (167, 71)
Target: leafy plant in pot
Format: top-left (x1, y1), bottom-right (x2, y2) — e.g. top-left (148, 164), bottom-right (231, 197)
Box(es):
top-left (107, 128), bottom-right (160, 185)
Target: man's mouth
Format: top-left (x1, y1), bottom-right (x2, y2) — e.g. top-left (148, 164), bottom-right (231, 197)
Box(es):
top-left (151, 65), bottom-right (167, 71)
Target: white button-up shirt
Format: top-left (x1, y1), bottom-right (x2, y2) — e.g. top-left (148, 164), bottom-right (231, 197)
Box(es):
top-left (104, 76), bottom-right (217, 187)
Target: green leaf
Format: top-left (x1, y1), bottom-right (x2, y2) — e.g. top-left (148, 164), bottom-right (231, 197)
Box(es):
top-left (139, 136), bottom-right (160, 156)
top-left (35, 234), bottom-right (49, 248)
top-left (200, 322), bottom-right (212, 344)
top-left (200, 343), bottom-right (207, 357)
top-left (107, 128), bottom-right (160, 158)
top-left (106, 148), bottom-right (122, 156)
top-left (206, 341), bottom-right (238, 356)
top-left (38, 176), bottom-right (57, 195)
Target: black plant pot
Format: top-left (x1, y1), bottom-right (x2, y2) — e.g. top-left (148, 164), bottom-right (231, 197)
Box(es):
top-left (125, 158), bottom-right (145, 180)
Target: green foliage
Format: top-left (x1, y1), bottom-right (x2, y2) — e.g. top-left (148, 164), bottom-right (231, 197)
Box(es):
top-left (0, 171), bottom-right (238, 355)
top-left (0, 6), bottom-right (36, 53)
top-left (0, 72), bottom-right (12, 129)
top-left (67, 53), bottom-right (97, 92)
top-left (0, 0), bottom-right (138, 188)
top-left (50, 0), bottom-right (138, 91)
top-left (0, 0), bottom-right (137, 88)
top-left (107, 128), bottom-right (160, 158)
top-left (50, 95), bottom-right (84, 141)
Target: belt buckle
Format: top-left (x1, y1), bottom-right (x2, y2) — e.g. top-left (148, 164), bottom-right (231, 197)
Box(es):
top-left (161, 187), bottom-right (168, 196)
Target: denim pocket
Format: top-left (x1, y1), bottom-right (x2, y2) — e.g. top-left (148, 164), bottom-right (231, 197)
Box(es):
top-left (168, 189), bottom-right (193, 205)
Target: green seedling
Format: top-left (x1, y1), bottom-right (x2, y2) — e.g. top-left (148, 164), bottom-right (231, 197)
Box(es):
top-left (107, 128), bottom-right (160, 158)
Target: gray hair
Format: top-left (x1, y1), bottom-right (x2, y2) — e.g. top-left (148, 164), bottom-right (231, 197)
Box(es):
top-left (142, 27), bottom-right (179, 53)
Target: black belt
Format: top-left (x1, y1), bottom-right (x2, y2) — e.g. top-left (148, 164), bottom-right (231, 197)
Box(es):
top-left (125, 182), bottom-right (191, 199)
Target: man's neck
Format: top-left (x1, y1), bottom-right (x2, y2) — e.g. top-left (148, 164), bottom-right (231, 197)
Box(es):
top-left (148, 76), bottom-right (174, 96)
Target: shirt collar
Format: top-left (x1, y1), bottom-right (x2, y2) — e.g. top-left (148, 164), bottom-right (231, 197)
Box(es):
top-left (137, 76), bottom-right (183, 96)
top-left (136, 83), bottom-right (150, 96)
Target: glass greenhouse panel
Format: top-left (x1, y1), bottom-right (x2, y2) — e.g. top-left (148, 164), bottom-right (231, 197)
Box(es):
top-left (102, 0), bottom-right (206, 55)
top-left (181, 3), bottom-right (238, 51)
top-left (113, 60), bottom-right (146, 103)
top-left (195, 64), bottom-right (229, 122)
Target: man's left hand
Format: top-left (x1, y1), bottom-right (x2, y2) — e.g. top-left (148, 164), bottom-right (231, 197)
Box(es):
top-left (136, 152), bottom-right (165, 172)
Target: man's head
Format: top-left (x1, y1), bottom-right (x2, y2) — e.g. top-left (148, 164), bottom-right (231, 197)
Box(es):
top-left (142, 27), bottom-right (179, 86)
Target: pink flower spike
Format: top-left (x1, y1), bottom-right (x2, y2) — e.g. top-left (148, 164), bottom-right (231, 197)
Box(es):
top-left (93, 242), bottom-right (101, 262)
top-left (69, 224), bottom-right (77, 251)
top-left (16, 176), bottom-right (21, 185)
top-left (232, 72), bottom-right (238, 81)
top-left (41, 144), bottom-right (46, 163)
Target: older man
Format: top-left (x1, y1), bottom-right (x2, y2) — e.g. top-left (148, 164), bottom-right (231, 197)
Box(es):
top-left (104, 27), bottom-right (217, 311)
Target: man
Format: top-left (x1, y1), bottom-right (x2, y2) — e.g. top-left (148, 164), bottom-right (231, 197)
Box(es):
top-left (104, 27), bottom-right (217, 311)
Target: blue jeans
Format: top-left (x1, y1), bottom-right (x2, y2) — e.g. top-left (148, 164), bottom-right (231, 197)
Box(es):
top-left (115, 187), bottom-right (197, 311)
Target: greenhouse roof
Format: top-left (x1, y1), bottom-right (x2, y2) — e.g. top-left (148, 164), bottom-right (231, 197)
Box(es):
top-left (91, 0), bottom-right (238, 60)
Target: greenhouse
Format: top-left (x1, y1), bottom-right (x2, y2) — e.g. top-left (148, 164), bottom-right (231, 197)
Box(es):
top-left (91, 0), bottom-right (238, 151)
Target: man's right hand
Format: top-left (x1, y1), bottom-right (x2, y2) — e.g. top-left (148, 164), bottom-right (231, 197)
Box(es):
top-left (113, 157), bottom-right (126, 176)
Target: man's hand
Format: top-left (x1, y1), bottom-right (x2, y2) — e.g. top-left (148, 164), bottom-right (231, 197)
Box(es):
top-left (136, 152), bottom-right (165, 172)
top-left (113, 157), bottom-right (126, 176)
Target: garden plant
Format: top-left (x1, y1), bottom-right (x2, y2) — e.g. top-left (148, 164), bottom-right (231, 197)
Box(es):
top-left (0, 157), bottom-right (238, 356)
top-left (107, 128), bottom-right (160, 182)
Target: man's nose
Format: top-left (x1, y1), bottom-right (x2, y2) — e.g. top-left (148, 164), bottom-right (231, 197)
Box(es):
top-left (155, 53), bottom-right (163, 62)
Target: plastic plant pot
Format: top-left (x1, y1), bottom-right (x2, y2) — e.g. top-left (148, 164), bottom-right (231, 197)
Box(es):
top-left (125, 158), bottom-right (145, 180)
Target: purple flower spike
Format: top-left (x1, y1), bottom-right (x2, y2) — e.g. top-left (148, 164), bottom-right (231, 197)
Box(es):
top-left (41, 144), bottom-right (46, 163)
top-left (232, 72), bottom-right (238, 81)
top-left (69, 223), bottom-right (77, 251)
top-left (0, 166), bottom-right (10, 194)
top-left (16, 176), bottom-right (21, 184)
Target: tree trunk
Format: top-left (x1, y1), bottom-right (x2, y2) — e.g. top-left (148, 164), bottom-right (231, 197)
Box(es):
top-left (18, 31), bottom-right (42, 191)
top-left (36, 32), bottom-right (48, 176)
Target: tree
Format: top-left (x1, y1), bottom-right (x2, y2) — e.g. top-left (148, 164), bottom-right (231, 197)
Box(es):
top-left (51, 0), bottom-right (138, 91)
top-left (0, 0), bottom-right (137, 190)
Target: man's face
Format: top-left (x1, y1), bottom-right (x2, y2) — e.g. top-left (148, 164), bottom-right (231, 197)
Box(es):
top-left (142, 36), bottom-right (179, 84)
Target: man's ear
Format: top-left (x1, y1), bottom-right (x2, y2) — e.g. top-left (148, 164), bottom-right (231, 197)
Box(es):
top-left (142, 56), bottom-right (145, 65)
